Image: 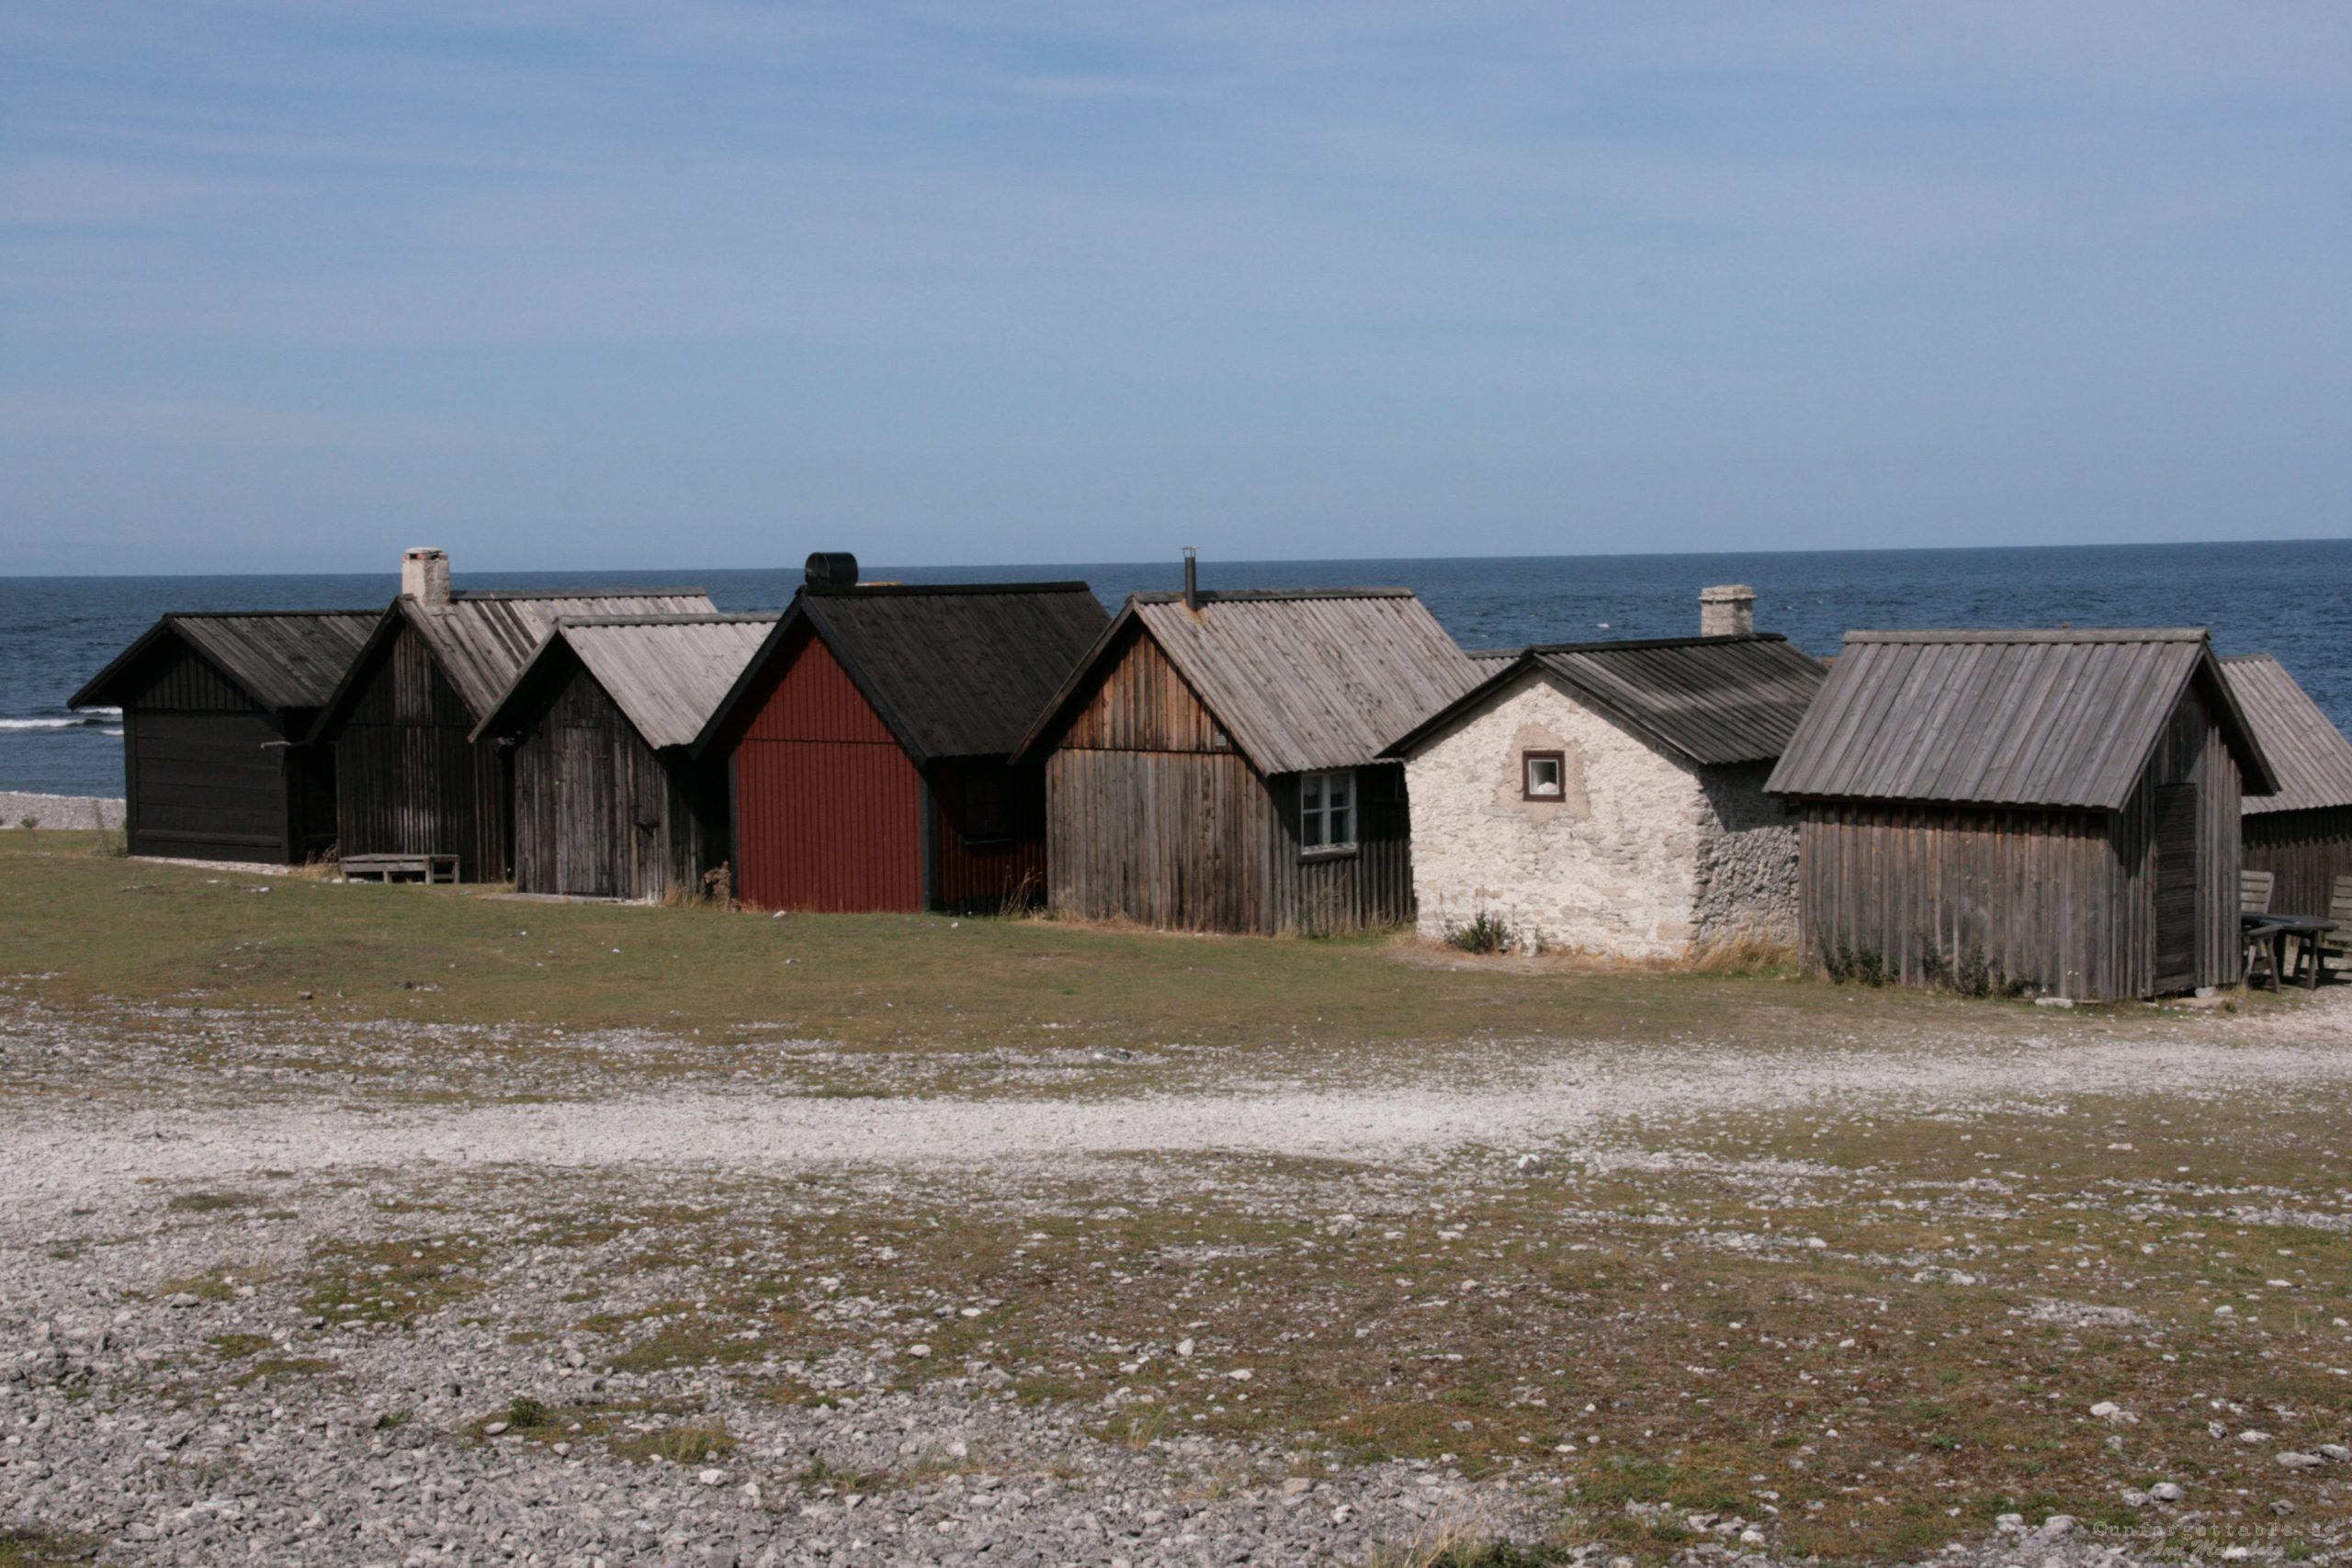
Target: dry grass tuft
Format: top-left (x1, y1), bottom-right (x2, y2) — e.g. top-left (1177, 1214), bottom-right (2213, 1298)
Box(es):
top-left (1366, 1519), bottom-right (1564, 1568)
top-left (1682, 934), bottom-right (1796, 976)
top-left (284, 848), bottom-right (343, 882)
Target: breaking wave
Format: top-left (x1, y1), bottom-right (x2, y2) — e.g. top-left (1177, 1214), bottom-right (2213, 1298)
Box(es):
top-left (0, 713), bottom-right (118, 730)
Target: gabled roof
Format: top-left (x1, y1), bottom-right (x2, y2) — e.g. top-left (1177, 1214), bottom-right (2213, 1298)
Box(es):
top-left (471, 615), bottom-right (780, 749)
top-left (72, 610), bottom-right (378, 716)
top-left (2221, 654), bottom-right (2352, 816)
top-left (1016, 589), bottom-right (1483, 775)
top-left (311, 587), bottom-right (716, 738)
top-left (695, 582), bottom-right (1110, 764)
top-left (1766, 628), bottom-right (2277, 809)
top-left (1384, 634), bottom-right (1827, 769)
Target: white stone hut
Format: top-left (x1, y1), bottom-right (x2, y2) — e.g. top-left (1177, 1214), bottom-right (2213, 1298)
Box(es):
top-left (1381, 592), bottom-right (1826, 958)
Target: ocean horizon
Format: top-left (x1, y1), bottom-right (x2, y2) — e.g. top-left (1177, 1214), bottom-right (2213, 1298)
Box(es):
top-left (8, 536), bottom-right (2351, 797)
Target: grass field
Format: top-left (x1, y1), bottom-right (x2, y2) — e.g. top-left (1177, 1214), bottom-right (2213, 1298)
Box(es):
top-left (0, 829), bottom-right (2212, 1061)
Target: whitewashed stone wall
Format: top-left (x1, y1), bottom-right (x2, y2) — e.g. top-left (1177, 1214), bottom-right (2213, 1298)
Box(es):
top-left (1403, 677), bottom-right (1796, 958)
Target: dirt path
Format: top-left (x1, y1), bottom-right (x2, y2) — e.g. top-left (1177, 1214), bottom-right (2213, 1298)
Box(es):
top-left (10, 997), bottom-right (2350, 1220)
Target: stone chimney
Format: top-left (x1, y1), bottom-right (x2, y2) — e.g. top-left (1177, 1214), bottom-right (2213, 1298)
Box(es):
top-left (401, 548), bottom-right (452, 608)
top-left (1699, 583), bottom-right (1755, 637)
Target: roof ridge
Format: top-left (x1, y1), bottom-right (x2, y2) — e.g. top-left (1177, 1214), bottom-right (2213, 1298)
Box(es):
top-left (552, 613), bottom-right (782, 628)
top-left (164, 608), bottom-right (378, 619)
top-left (801, 581), bottom-right (1095, 599)
top-left (446, 587), bottom-right (710, 602)
top-left (1844, 627), bottom-right (2210, 645)
top-left (1129, 587), bottom-right (1416, 604)
top-left (1531, 633), bottom-right (1792, 655)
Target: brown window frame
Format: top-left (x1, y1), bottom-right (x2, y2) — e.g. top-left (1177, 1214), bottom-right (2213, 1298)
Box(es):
top-left (1521, 750), bottom-right (1566, 801)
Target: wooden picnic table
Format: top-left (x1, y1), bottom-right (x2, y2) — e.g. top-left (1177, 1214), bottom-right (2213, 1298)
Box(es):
top-left (2243, 912), bottom-right (2338, 991)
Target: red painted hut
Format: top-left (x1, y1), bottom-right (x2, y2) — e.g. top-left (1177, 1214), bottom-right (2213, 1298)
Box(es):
top-left (693, 556), bottom-right (1108, 913)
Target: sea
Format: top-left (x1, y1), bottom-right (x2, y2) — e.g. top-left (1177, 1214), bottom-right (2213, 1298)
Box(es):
top-left (6, 539), bottom-right (2351, 798)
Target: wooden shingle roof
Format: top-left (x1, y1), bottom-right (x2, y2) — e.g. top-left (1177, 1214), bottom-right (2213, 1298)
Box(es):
top-left (73, 610), bottom-right (378, 716)
top-left (312, 588), bottom-right (718, 738)
top-left (1019, 589), bottom-right (1482, 775)
top-left (2221, 654), bottom-right (2352, 816)
top-left (1766, 628), bottom-right (2277, 809)
top-left (472, 615), bottom-right (780, 750)
top-left (1384, 634), bottom-right (1827, 769)
top-left (695, 583), bottom-right (1111, 764)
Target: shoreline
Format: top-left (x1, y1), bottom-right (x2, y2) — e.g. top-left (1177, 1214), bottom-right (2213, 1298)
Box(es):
top-left (0, 790), bottom-right (124, 829)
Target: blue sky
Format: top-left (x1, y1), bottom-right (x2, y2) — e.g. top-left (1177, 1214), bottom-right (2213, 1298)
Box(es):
top-left (2, 3), bottom-right (2346, 574)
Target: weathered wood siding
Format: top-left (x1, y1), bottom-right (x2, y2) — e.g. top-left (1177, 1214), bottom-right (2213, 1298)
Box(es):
top-left (1797, 802), bottom-right (2119, 997)
top-left (1043, 627), bottom-right (1416, 933)
top-left (1047, 747), bottom-right (1278, 930)
top-left (2243, 807), bottom-right (2352, 918)
top-left (1057, 629), bottom-right (1227, 751)
top-left (509, 664), bottom-right (724, 901)
top-left (1267, 764), bottom-right (1416, 935)
top-left (1794, 686), bottom-right (2244, 999)
top-left (111, 638), bottom-right (326, 863)
top-left (331, 620), bottom-right (511, 881)
top-left (729, 626), bottom-right (925, 911)
top-left (2109, 688), bottom-right (2243, 995)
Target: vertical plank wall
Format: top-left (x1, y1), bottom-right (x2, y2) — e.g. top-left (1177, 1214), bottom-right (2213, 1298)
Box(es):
top-left (727, 626), bottom-right (925, 911)
top-left (510, 664), bottom-right (719, 901)
top-left (1797, 803), bottom-right (2115, 998)
top-left (332, 621), bottom-right (511, 881)
top-left (1046, 627), bottom-right (1275, 931)
top-left (1265, 767), bottom-right (1417, 935)
top-left (117, 640), bottom-right (299, 863)
top-left (2243, 807), bottom-right (2352, 918)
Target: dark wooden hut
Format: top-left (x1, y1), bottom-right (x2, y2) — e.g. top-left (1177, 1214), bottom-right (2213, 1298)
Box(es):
top-left (2221, 653), bottom-right (2352, 917)
top-left (72, 610), bottom-right (376, 863)
top-left (471, 615), bottom-right (776, 900)
top-left (694, 565), bottom-right (1109, 913)
top-left (1765, 628), bottom-right (2277, 1000)
top-left (1012, 586), bottom-right (1481, 934)
top-left (306, 551), bottom-right (713, 881)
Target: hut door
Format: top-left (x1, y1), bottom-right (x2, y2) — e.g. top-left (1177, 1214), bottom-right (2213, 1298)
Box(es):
top-left (2153, 784), bottom-right (2199, 989)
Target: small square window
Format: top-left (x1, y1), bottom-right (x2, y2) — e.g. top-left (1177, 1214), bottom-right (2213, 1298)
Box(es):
top-left (962, 769), bottom-right (1013, 841)
top-left (1522, 750), bottom-right (1566, 800)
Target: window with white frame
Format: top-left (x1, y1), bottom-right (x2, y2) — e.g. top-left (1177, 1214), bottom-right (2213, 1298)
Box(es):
top-left (1299, 768), bottom-right (1355, 851)
top-left (1522, 750), bottom-right (1565, 800)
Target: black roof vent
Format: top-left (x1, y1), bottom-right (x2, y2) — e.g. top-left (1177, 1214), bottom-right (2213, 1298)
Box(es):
top-left (805, 552), bottom-right (859, 593)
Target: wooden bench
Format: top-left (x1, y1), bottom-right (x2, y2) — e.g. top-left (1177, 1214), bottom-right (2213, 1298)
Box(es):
top-left (340, 853), bottom-right (460, 885)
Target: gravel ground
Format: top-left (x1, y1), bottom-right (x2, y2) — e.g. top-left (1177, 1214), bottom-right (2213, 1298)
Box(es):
top-left (0, 791), bottom-right (122, 829)
top-left (5, 991), bottom-right (2349, 1566)
top-left (8, 1010), bottom-right (2352, 1224)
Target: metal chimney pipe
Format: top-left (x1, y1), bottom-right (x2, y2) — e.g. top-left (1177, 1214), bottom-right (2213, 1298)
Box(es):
top-left (1183, 547), bottom-right (1200, 611)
